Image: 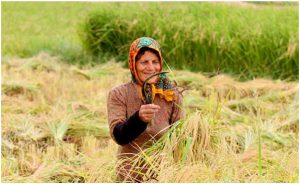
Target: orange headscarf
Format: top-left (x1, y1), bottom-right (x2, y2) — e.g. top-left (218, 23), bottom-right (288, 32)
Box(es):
top-left (128, 37), bottom-right (163, 86)
top-left (128, 37), bottom-right (176, 104)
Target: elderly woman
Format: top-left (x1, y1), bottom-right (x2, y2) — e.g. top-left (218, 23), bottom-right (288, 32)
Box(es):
top-left (107, 37), bottom-right (184, 182)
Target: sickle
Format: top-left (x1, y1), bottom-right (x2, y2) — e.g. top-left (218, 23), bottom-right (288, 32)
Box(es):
top-left (142, 71), bottom-right (169, 104)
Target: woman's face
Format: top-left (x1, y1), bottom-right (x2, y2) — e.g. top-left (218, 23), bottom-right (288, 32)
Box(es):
top-left (136, 51), bottom-right (161, 84)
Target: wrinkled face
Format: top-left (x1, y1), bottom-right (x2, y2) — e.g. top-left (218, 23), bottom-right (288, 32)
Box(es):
top-left (136, 51), bottom-right (161, 84)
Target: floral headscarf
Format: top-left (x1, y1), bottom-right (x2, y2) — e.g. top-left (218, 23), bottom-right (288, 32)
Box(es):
top-left (128, 37), bottom-right (176, 104)
top-left (128, 37), bottom-right (163, 85)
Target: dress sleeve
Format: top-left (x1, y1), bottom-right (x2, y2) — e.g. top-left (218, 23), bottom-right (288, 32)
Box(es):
top-left (170, 91), bottom-right (184, 124)
top-left (107, 88), bottom-right (147, 145)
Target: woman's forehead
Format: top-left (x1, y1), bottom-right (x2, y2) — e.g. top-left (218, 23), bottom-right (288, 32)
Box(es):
top-left (140, 51), bottom-right (159, 58)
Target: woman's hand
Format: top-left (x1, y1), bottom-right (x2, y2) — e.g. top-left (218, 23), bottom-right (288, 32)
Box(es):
top-left (138, 104), bottom-right (160, 123)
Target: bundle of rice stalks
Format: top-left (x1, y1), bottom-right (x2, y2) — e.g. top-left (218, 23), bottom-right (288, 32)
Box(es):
top-left (67, 112), bottom-right (109, 139)
top-left (2, 160), bottom-right (76, 183)
top-left (67, 119), bottom-right (109, 139)
top-left (2, 80), bottom-right (40, 100)
top-left (4, 52), bottom-right (63, 73)
top-left (1, 115), bottom-right (51, 158)
top-left (122, 94), bottom-right (298, 182)
top-left (70, 67), bottom-right (91, 80)
top-left (70, 61), bottom-right (129, 85)
top-left (200, 75), bottom-right (297, 100)
top-left (2, 53), bottom-right (298, 182)
top-left (121, 111), bottom-right (213, 182)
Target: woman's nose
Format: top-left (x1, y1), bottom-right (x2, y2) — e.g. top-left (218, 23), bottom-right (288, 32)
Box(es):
top-left (146, 62), bottom-right (155, 71)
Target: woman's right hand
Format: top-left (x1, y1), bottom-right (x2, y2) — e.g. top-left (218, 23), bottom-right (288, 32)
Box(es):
top-left (138, 104), bottom-right (161, 123)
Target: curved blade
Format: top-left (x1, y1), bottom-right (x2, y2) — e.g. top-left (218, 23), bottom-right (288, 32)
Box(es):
top-left (142, 71), bottom-right (169, 104)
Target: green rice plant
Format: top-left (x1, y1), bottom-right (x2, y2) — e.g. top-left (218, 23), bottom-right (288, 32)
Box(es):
top-left (80, 2), bottom-right (298, 80)
top-left (47, 121), bottom-right (69, 144)
top-left (3, 2), bottom-right (298, 80)
top-left (2, 2), bottom-right (107, 62)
